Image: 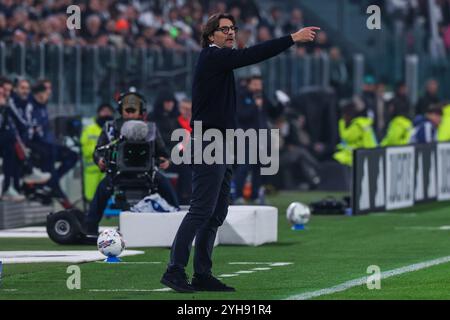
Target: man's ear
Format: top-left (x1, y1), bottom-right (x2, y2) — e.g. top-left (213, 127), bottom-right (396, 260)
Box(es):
top-left (208, 34), bottom-right (214, 44)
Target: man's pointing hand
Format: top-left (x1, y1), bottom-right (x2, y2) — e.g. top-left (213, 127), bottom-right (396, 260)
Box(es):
top-left (291, 26), bottom-right (321, 43)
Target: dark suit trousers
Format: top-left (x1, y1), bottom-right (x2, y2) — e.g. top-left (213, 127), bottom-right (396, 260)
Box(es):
top-left (168, 140), bottom-right (232, 275)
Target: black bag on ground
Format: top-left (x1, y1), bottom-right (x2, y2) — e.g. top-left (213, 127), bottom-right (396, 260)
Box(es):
top-left (310, 197), bottom-right (348, 215)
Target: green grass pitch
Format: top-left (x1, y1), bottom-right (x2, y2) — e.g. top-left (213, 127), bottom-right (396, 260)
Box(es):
top-left (1, 191), bottom-right (450, 300)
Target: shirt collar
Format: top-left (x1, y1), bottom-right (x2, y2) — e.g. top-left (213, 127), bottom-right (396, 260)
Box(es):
top-left (209, 44), bottom-right (221, 49)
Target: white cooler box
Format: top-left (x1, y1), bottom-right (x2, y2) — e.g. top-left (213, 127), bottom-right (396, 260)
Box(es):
top-left (218, 206), bottom-right (278, 246)
top-left (120, 205), bottom-right (278, 247)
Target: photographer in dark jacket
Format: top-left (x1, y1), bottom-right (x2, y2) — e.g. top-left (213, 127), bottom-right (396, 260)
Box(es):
top-left (148, 89), bottom-right (180, 150)
top-left (83, 92), bottom-right (179, 235)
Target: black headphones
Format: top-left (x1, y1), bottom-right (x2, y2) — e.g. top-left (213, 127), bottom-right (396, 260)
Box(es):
top-left (117, 91), bottom-right (147, 115)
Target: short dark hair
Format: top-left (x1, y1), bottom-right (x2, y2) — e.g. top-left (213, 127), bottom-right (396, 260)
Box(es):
top-left (15, 77), bottom-right (30, 87)
top-left (36, 78), bottom-right (51, 86)
top-left (427, 103), bottom-right (443, 116)
top-left (97, 103), bottom-right (114, 114)
top-left (0, 76), bottom-right (12, 87)
top-left (31, 82), bottom-right (47, 95)
top-left (248, 75), bottom-right (263, 82)
top-left (201, 13), bottom-right (236, 48)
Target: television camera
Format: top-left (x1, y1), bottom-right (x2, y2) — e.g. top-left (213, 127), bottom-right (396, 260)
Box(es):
top-left (47, 120), bottom-right (162, 244)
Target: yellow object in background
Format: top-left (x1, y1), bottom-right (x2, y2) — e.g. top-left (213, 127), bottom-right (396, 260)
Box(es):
top-left (333, 117), bottom-right (377, 166)
top-left (80, 120), bottom-right (105, 201)
top-left (438, 104), bottom-right (450, 142)
top-left (381, 115), bottom-right (413, 147)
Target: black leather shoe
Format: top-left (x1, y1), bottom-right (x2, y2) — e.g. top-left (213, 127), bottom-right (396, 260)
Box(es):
top-left (161, 270), bottom-right (195, 293)
top-left (192, 274), bottom-right (235, 292)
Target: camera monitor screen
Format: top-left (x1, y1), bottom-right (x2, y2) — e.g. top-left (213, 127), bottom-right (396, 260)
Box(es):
top-left (122, 143), bottom-right (151, 169)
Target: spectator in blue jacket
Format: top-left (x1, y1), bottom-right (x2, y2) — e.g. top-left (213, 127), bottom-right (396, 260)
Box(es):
top-left (0, 83), bottom-right (25, 201)
top-left (26, 82), bottom-right (78, 208)
top-left (9, 78), bottom-right (33, 141)
top-left (410, 103), bottom-right (443, 144)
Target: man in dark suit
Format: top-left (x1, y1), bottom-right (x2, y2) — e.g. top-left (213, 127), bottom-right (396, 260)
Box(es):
top-left (161, 12), bottom-right (319, 293)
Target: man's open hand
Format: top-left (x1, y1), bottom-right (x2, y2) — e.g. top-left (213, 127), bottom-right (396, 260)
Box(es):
top-left (291, 27), bottom-right (321, 43)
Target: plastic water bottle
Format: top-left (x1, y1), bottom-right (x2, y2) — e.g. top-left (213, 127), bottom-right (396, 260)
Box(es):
top-left (257, 186), bottom-right (266, 205)
top-left (230, 180), bottom-right (237, 203)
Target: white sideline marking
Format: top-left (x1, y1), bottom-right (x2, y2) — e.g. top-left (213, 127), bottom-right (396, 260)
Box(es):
top-left (286, 255), bottom-right (450, 300)
top-left (229, 262), bottom-right (293, 265)
top-left (269, 263), bottom-right (293, 267)
top-left (0, 250), bottom-right (144, 264)
top-left (395, 226), bottom-right (450, 231)
top-left (95, 261), bottom-right (162, 264)
top-left (0, 289), bottom-right (18, 292)
top-left (218, 274), bottom-right (239, 277)
top-left (89, 288), bottom-right (172, 293)
top-left (152, 288), bottom-right (173, 292)
top-left (0, 226), bottom-right (116, 238)
top-left (89, 261), bottom-right (294, 292)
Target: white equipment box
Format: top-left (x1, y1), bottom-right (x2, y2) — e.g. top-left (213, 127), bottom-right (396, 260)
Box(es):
top-left (120, 205), bottom-right (278, 247)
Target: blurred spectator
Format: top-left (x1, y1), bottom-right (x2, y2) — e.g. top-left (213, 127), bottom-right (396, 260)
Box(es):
top-left (234, 75), bottom-right (270, 204)
top-left (283, 8), bottom-right (304, 34)
top-left (9, 78), bottom-right (31, 139)
top-left (388, 82), bottom-right (411, 119)
top-left (312, 30), bottom-right (331, 55)
top-left (329, 46), bottom-right (349, 98)
top-left (0, 76), bottom-right (49, 201)
top-left (148, 88), bottom-right (180, 150)
top-left (236, 25), bottom-right (254, 48)
top-left (334, 99), bottom-right (377, 166)
top-left (381, 82), bottom-right (413, 146)
top-left (438, 102), bottom-right (450, 141)
top-left (260, 5), bottom-right (284, 38)
top-left (416, 79), bottom-right (440, 115)
top-left (0, 84), bottom-right (25, 201)
top-left (411, 103), bottom-right (443, 143)
top-left (80, 103), bottom-right (114, 202)
top-left (0, 0), bottom-right (16, 19)
top-left (275, 112), bottom-right (321, 191)
top-left (227, 0), bottom-right (260, 23)
top-left (81, 14), bottom-right (104, 45)
top-left (170, 98), bottom-right (192, 205)
top-left (26, 82), bottom-right (78, 208)
top-left (361, 75), bottom-right (384, 135)
top-left (256, 25), bottom-right (272, 42)
top-left (177, 99), bottom-right (192, 134)
top-left (442, 23), bottom-right (450, 51)
top-left (375, 81), bottom-right (388, 139)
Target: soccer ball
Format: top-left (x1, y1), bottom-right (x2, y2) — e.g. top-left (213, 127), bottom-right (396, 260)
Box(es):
top-left (286, 202), bottom-right (311, 226)
top-left (97, 229), bottom-right (125, 257)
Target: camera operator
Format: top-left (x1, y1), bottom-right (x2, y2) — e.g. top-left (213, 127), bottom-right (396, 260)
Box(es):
top-left (83, 92), bottom-right (179, 235)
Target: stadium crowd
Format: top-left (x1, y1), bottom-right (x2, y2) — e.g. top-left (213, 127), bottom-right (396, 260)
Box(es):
top-left (0, 0), bottom-right (334, 53)
top-left (354, 0), bottom-right (450, 54)
top-left (1, 71), bottom-right (449, 205)
top-left (1, 0), bottom-right (450, 207)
